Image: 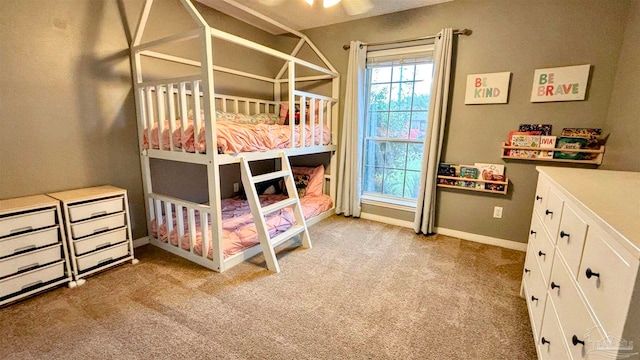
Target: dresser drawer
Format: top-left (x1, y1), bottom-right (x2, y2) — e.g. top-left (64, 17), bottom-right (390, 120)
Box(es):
top-left (0, 243), bottom-right (62, 279)
top-left (0, 208), bottom-right (56, 238)
top-left (71, 212), bottom-right (126, 239)
top-left (76, 242), bottom-right (129, 272)
top-left (73, 227), bottom-right (127, 256)
top-left (531, 224), bottom-right (555, 286)
top-left (0, 260), bottom-right (65, 299)
top-left (68, 196), bottom-right (124, 222)
top-left (556, 204), bottom-right (588, 279)
top-left (542, 188), bottom-right (564, 240)
top-left (533, 176), bottom-right (550, 220)
top-left (577, 226), bottom-right (639, 337)
top-left (0, 226), bottom-right (59, 259)
top-left (523, 243), bottom-right (548, 341)
top-left (547, 255), bottom-right (603, 359)
top-left (538, 300), bottom-right (570, 360)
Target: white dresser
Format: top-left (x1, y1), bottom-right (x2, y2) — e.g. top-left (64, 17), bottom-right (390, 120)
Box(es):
top-left (48, 186), bottom-right (138, 286)
top-left (0, 195), bottom-right (74, 306)
top-left (521, 167), bottom-right (640, 359)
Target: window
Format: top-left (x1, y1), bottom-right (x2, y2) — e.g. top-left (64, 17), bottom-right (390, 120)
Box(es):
top-left (362, 45), bottom-right (434, 204)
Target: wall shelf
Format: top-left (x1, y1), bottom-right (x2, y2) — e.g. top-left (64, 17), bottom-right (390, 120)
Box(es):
top-left (500, 143), bottom-right (605, 165)
top-left (437, 175), bottom-right (509, 195)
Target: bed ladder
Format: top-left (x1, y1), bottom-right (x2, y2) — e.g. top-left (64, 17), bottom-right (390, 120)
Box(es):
top-left (239, 152), bottom-right (311, 273)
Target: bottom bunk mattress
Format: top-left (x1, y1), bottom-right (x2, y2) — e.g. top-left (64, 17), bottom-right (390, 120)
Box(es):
top-left (151, 194), bottom-right (332, 259)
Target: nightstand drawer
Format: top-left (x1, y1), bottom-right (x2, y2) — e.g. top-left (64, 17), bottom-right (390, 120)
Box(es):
top-left (76, 242), bottom-right (129, 272)
top-left (0, 208), bottom-right (56, 238)
top-left (542, 188), bottom-right (564, 241)
top-left (523, 243), bottom-right (548, 341)
top-left (68, 196), bottom-right (124, 222)
top-left (0, 226), bottom-right (59, 259)
top-left (0, 243), bottom-right (62, 279)
top-left (73, 227), bottom-right (127, 256)
top-left (71, 212), bottom-right (126, 239)
top-left (577, 226), bottom-right (639, 337)
top-left (531, 225), bottom-right (555, 286)
top-left (0, 260), bottom-right (65, 299)
top-left (538, 300), bottom-right (570, 360)
top-left (533, 176), bottom-right (550, 220)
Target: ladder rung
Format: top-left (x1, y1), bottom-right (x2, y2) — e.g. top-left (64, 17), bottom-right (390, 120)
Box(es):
top-left (261, 198), bottom-right (298, 216)
top-left (270, 225), bottom-right (305, 248)
top-left (252, 170), bottom-right (289, 184)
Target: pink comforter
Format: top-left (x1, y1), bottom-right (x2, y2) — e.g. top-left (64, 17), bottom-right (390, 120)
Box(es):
top-left (151, 194), bottom-right (332, 259)
top-left (143, 120), bottom-right (331, 154)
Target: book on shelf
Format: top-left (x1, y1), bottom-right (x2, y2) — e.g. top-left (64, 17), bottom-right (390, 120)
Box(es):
top-left (561, 128), bottom-right (602, 160)
top-left (507, 131), bottom-right (541, 158)
top-left (458, 165), bottom-right (482, 189)
top-left (519, 124), bottom-right (552, 136)
top-left (437, 163), bottom-right (457, 177)
top-left (554, 136), bottom-right (588, 160)
top-left (538, 135), bottom-right (557, 159)
top-left (474, 163), bottom-right (506, 192)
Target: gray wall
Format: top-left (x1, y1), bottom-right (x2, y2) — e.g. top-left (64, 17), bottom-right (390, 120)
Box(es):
top-left (303, 0), bottom-right (633, 242)
top-left (603, 0), bottom-right (640, 172)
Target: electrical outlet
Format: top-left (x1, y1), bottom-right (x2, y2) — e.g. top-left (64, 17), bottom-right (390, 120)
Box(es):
top-left (493, 206), bottom-right (503, 219)
top-left (233, 183), bottom-right (240, 192)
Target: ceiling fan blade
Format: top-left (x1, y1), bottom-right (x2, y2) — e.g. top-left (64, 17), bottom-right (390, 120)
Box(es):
top-left (258, 0), bottom-right (286, 5)
top-left (342, 0), bottom-right (373, 15)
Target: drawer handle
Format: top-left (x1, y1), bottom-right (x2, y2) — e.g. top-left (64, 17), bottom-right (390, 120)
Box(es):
top-left (524, 268), bottom-right (531, 273)
top-left (541, 337), bottom-right (550, 345)
top-left (18, 263), bottom-right (40, 273)
top-left (98, 257), bottom-right (113, 265)
top-left (530, 230), bottom-right (536, 236)
top-left (572, 335), bottom-right (585, 346)
top-left (93, 227), bottom-right (110, 234)
top-left (545, 209), bottom-right (553, 216)
top-left (550, 282), bottom-right (560, 290)
top-left (586, 268), bottom-right (600, 279)
top-left (95, 242), bottom-right (112, 250)
top-left (21, 280), bottom-right (43, 290)
top-left (560, 231), bottom-right (570, 240)
top-left (14, 244), bottom-right (37, 254)
top-left (536, 195), bottom-right (542, 201)
top-left (530, 295), bottom-right (538, 303)
top-left (538, 251), bottom-right (546, 258)
top-left (91, 211), bottom-right (107, 217)
top-left (10, 226), bottom-right (33, 234)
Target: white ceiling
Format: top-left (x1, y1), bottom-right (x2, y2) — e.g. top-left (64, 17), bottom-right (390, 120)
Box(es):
top-left (196, 0), bottom-right (452, 35)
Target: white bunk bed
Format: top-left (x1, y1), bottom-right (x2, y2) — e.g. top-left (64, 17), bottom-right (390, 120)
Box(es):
top-left (130, 0), bottom-right (340, 273)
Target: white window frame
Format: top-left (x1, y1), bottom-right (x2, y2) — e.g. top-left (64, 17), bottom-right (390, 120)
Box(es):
top-left (361, 44), bottom-right (435, 209)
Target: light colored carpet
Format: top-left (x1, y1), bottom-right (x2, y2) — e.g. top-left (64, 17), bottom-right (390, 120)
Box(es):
top-left (0, 215), bottom-right (536, 359)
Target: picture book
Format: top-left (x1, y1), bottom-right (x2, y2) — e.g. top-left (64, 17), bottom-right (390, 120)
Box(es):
top-left (474, 163), bottom-right (506, 191)
top-left (458, 165), bottom-right (482, 189)
top-left (554, 137), bottom-right (588, 160)
top-left (538, 135), bottom-right (557, 159)
top-left (561, 128), bottom-right (602, 160)
top-left (519, 124), bottom-right (552, 136)
top-left (438, 163), bottom-right (457, 177)
top-left (507, 131), bottom-right (541, 158)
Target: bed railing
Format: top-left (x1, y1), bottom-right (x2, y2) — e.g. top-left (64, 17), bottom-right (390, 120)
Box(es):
top-left (137, 78), bottom-right (337, 158)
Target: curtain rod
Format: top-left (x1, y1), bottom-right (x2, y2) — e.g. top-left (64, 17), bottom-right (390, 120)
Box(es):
top-left (342, 29), bottom-right (472, 50)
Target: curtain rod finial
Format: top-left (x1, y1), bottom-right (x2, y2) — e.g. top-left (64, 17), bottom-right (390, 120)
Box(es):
top-left (343, 44), bottom-right (351, 50)
top-left (460, 29), bottom-right (472, 36)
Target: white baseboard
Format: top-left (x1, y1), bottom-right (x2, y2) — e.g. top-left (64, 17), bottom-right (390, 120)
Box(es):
top-left (133, 237), bottom-right (150, 248)
top-left (359, 212), bottom-right (414, 229)
top-left (434, 227), bottom-right (527, 252)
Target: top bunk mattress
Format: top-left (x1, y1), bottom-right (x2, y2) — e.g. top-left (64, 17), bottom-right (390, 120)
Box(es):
top-left (143, 118), bottom-right (331, 155)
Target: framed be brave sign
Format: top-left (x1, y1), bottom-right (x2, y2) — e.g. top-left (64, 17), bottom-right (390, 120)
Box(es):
top-left (530, 64), bottom-right (591, 102)
top-left (465, 72), bottom-right (511, 104)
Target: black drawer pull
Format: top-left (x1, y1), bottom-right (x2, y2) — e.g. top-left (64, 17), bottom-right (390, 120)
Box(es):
top-left (524, 268), bottom-right (531, 273)
top-left (530, 230), bottom-right (536, 235)
top-left (538, 251), bottom-right (546, 257)
top-left (560, 231), bottom-right (570, 239)
top-left (586, 268), bottom-right (600, 279)
top-left (572, 335), bottom-right (585, 346)
top-left (551, 282), bottom-right (560, 290)
top-left (536, 195), bottom-right (542, 201)
top-left (531, 295), bottom-right (538, 303)
top-left (541, 337), bottom-right (550, 345)
top-left (545, 209), bottom-right (553, 216)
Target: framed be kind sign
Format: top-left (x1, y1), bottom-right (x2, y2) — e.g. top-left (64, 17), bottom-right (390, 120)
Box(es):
top-left (530, 64), bottom-right (591, 102)
top-left (464, 72), bottom-right (511, 104)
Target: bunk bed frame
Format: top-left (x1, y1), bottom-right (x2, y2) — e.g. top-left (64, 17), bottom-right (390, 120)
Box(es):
top-left (130, 0), bottom-right (340, 272)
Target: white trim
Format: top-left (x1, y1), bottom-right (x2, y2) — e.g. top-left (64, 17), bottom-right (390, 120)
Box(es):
top-left (433, 227), bottom-right (527, 252)
top-left (359, 212), bottom-right (414, 229)
top-left (361, 195), bottom-right (416, 212)
top-left (133, 236), bottom-right (150, 248)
